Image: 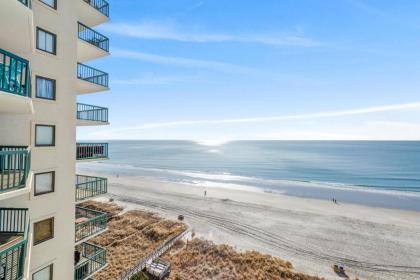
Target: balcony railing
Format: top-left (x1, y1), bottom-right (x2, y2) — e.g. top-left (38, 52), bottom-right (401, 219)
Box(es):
top-left (0, 48), bottom-right (31, 98)
top-left (75, 175), bottom-right (107, 202)
top-left (74, 242), bottom-right (107, 280)
top-left (76, 143), bottom-right (108, 160)
top-left (17, 0), bottom-right (31, 8)
top-left (0, 208), bottom-right (29, 280)
top-left (77, 63), bottom-right (108, 88)
top-left (78, 22), bottom-right (109, 53)
top-left (77, 103), bottom-right (109, 123)
top-left (75, 207), bottom-right (107, 243)
top-left (82, 0), bottom-right (109, 17)
top-left (0, 147), bottom-right (31, 194)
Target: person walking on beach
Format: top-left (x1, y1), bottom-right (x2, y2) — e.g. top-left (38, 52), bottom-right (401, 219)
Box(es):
top-left (204, 190), bottom-right (207, 197)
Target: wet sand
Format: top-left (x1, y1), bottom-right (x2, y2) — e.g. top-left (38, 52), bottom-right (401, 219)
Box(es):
top-left (85, 171), bottom-right (420, 280)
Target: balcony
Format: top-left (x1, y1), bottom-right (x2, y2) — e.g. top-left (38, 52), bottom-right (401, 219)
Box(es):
top-left (0, 1), bottom-right (33, 55)
top-left (75, 207), bottom-right (107, 243)
top-left (0, 49), bottom-right (33, 114)
top-left (74, 242), bottom-right (107, 280)
top-left (0, 208), bottom-right (29, 280)
top-left (78, 0), bottom-right (109, 27)
top-left (75, 175), bottom-right (107, 202)
top-left (0, 147), bottom-right (31, 201)
top-left (76, 143), bottom-right (108, 161)
top-left (76, 103), bottom-right (109, 126)
top-left (76, 63), bottom-right (109, 94)
top-left (77, 22), bottom-right (109, 62)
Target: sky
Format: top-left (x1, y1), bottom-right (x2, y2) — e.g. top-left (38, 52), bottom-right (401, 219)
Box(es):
top-left (77, 0), bottom-right (420, 142)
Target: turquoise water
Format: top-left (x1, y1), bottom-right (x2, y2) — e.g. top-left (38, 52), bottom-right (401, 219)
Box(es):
top-left (78, 140), bottom-right (420, 211)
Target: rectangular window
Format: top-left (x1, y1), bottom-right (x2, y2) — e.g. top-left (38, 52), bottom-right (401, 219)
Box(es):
top-left (34, 218), bottom-right (54, 245)
top-left (33, 264), bottom-right (53, 280)
top-left (35, 125), bottom-right (55, 147)
top-left (36, 28), bottom-right (57, 55)
top-left (39, 0), bottom-right (56, 9)
top-left (36, 76), bottom-right (56, 100)
top-left (34, 172), bottom-right (55, 196)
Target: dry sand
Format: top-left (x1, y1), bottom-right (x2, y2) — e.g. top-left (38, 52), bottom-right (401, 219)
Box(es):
top-left (86, 171), bottom-right (420, 280)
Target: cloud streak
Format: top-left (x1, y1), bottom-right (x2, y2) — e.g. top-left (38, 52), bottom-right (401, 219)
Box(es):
top-left (112, 48), bottom-right (258, 74)
top-left (113, 74), bottom-right (201, 86)
top-left (109, 102), bottom-right (420, 132)
top-left (102, 21), bottom-right (321, 47)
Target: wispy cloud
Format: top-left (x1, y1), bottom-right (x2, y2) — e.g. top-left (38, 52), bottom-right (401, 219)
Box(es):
top-left (343, 0), bottom-right (386, 16)
top-left (112, 48), bottom-right (258, 74)
top-left (185, 1), bottom-right (205, 13)
top-left (104, 102), bottom-right (420, 132)
top-left (102, 21), bottom-right (321, 47)
top-left (113, 73), bottom-right (201, 86)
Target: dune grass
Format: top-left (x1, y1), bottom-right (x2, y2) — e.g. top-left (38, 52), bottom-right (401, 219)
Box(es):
top-left (164, 239), bottom-right (325, 280)
top-left (79, 201), bottom-right (186, 280)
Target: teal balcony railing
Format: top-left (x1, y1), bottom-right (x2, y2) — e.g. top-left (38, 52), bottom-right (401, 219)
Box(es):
top-left (78, 22), bottom-right (109, 52)
top-left (17, 0), bottom-right (31, 8)
top-left (0, 147), bottom-right (31, 194)
top-left (75, 175), bottom-right (107, 202)
top-left (76, 143), bottom-right (108, 160)
top-left (0, 208), bottom-right (29, 280)
top-left (75, 207), bottom-right (107, 243)
top-left (74, 242), bottom-right (107, 280)
top-left (0, 48), bottom-right (31, 98)
top-left (82, 0), bottom-right (109, 17)
top-left (77, 103), bottom-right (108, 123)
top-left (77, 63), bottom-right (108, 88)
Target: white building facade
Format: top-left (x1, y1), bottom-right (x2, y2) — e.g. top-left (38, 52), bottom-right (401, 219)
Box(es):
top-left (0, 0), bottom-right (110, 279)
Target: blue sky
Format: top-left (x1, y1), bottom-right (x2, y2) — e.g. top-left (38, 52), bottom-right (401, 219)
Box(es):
top-left (78, 0), bottom-right (420, 142)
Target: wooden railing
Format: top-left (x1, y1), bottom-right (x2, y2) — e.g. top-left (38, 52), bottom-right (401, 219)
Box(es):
top-left (118, 230), bottom-right (189, 280)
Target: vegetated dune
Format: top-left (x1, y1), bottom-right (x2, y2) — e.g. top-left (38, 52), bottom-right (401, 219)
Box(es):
top-left (79, 201), bottom-right (186, 280)
top-left (79, 200), bottom-right (123, 217)
top-left (165, 239), bottom-right (325, 280)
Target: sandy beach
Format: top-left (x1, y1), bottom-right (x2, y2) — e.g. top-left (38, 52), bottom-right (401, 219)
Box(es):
top-left (84, 170), bottom-right (420, 280)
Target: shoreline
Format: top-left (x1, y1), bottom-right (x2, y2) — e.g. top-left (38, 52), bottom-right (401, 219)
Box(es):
top-left (78, 162), bottom-right (420, 212)
top-left (84, 169), bottom-right (420, 280)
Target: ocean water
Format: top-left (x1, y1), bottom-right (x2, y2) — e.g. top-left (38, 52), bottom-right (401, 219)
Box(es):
top-left (78, 140), bottom-right (420, 211)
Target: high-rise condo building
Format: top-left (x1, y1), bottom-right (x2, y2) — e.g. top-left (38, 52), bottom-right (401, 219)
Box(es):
top-left (0, 0), bottom-right (111, 279)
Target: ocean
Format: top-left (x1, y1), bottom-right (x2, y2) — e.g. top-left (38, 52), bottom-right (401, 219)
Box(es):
top-left (78, 140), bottom-right (420, 211)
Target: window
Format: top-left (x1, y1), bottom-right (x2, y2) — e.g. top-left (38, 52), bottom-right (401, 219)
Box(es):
top-left (36, 76), bottom-right (56, 100)
top-left (34, 218), bottom-right (54, 245)
top-left (39, 0), bottom-right (56, 9)
top-left (36, 28), bottom-right (56, 55)
top-left (35, 125), bottom-right (55, 147)
top-left (34, 172), bottom-right (55, 196)
top-left (33, 264), bottom-right (53, 280)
